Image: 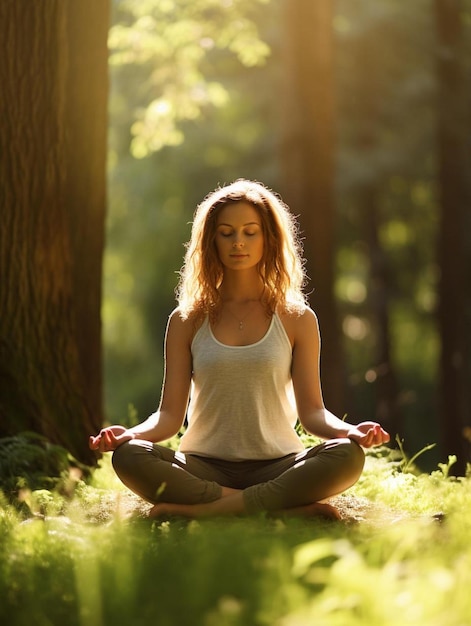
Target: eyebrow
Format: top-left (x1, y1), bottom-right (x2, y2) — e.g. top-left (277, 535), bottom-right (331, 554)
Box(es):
top-left (217, 221), bottom-right (261, 227)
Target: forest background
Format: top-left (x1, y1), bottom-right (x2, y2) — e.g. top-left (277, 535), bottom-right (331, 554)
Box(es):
top-left (104, 0), bottom-right (471, 471)
top-left (1, 0), bottom-right (470, 474)
top-left (2, 5), bottom-right (471, 624)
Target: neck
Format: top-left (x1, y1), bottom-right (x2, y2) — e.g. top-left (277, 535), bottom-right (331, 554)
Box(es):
top-left (219, 273), bottom-right (264, 304)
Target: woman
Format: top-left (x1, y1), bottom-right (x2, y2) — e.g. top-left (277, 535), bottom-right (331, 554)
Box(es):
top-left (90, 179), bottom-right (390, 519)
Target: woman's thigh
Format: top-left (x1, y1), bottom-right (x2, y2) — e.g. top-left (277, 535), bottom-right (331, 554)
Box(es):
top-left (111, 440), bottom-right (225, 504)
top-left (243, 438), bottom-right (365, 513)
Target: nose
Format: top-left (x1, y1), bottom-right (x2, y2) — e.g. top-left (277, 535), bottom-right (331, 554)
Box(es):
top-left (232, 239), bottom-right (244, 248)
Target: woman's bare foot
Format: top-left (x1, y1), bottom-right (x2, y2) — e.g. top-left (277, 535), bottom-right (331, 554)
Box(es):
top-left (272, 502), bottom-right (341, 521)
top-left (148, 487), bottom-right (243, 520)
top-left (148, 502), bottom-right (200, 519)
top-left (148, 492), bottom-right (341, 522)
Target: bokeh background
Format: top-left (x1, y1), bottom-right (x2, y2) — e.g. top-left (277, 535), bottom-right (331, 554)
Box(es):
top-left (103, 0), bottom-right (471, 471)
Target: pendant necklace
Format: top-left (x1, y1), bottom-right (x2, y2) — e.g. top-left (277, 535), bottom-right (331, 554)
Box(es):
top-left (225, 301), bottom-right (259, 331)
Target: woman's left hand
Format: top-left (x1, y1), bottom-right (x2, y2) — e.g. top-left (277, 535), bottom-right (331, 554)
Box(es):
top-left (347, 421), bottom-right (390, 448)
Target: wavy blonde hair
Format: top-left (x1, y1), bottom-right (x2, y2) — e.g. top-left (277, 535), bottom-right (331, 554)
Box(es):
top-left (176, 179), bottom-right (307, 319)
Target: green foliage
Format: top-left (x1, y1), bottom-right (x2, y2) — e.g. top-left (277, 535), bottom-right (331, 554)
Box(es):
top-left (0, 433), bottom-right (83, 504)
top-left (109, 0), bottom-right (270, 157)
top-left (2, 451), bottom-right (471, 625)
top-left (104, 0), bottom-right (279, 422)
top-left (394, 435), bottom-right (437, 474)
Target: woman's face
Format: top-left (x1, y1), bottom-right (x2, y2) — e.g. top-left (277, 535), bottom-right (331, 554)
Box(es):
top-left (214, 201), bottom-right (264, 271)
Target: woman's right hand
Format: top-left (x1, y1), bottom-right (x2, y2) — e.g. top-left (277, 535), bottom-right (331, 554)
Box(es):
top-left (89, 425), bottom-right (134, 453)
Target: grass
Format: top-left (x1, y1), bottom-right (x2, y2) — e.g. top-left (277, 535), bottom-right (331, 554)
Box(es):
top-left (1, 443), bottom-right (471, 626)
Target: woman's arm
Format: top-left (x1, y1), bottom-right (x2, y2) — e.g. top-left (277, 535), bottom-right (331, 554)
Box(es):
top-left (289, 308), bottom-right (389, 448)
top-left (89, 309), bottom-right (194, 453)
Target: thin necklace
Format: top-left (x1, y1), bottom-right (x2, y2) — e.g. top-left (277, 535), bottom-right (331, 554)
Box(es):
top-left (224, 300), bottom-right (259, 331)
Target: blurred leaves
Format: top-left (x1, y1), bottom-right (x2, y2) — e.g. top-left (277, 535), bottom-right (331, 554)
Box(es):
top-left (2, 451), bottom-right (471, 625)
top-left (104, 0), bottom-right (278, 422)
top-left (109, 0), bottom-right (270, 156)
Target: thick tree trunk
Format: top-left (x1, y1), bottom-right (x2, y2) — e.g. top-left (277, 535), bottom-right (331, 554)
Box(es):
top-left (279, 0), bottom-right (345, 414)
top-left (65, 3), bottom-right (109, 427)
top-left (434, 0), bottom-right (471, 473)
top-left (0, 1), bottom-right (109, 465)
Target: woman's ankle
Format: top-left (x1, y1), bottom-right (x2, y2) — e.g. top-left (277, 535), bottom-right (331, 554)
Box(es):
top-left (221, 486), bottom-right (240, 497)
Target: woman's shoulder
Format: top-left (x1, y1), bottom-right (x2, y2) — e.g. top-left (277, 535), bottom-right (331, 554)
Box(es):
top-left (278, 303), bottom-right (317, 323)
top-left (167, 307), bottom-right (206, 340)
top-left (278, 305), bottom-right (319, 344)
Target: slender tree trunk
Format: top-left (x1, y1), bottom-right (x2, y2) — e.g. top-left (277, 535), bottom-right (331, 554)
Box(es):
top-left (279, 0), bottom-right (345, 414)
top-left (361, 186), bottom-right (402, 441)
top-left (434, 0), bottom-right (471, 473)
top-left (0, 1), bottom-right (109, 465)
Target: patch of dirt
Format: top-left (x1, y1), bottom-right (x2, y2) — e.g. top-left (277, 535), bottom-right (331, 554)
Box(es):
top-left (329, 494), bottom-right (405, 524)
top-left (83, 490), bottom-right (410, 526)
top-left (330, 493), bottom-right (445, 527)
top-left (82, 490), bottom-right (153, 523)
top-left (76, 489), bottom-right (441, 528)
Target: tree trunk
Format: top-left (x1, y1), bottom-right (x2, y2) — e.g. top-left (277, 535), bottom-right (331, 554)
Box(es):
top-left (434, 0), bottom-right (471, 473)
top-left (279, 0), bottom-right (345, 414)
top-left (64, 3), bottom-right (109, 428)
top-left (361, 185), bottom-right (402, 441)
top-left (0, 1), bottom-right (109, 465)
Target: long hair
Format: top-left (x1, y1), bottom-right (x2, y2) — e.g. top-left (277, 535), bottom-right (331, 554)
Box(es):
top-left (176, 179), bottom-right (307, 319)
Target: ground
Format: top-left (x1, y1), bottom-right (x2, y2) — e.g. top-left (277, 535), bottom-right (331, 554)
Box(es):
top-left (73, 489), bottom-right (429, 527)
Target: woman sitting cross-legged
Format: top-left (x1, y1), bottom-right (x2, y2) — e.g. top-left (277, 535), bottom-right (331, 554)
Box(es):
top-left (89, 179), bottom-right (390, 520)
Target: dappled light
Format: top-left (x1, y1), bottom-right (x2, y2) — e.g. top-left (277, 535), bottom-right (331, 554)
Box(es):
top-left (1, 1), bottom-right (470, 623)
top-left (100, 0), bottom-right (471, 470)
top-left (2, 450), bottom-right (471, 624)
top-left (109, 0), bottom-right (270, 157)
top-left (342, 315), bottom-right (370, 342)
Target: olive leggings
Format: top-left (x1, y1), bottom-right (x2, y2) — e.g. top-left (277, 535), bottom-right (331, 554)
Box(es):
top-left (112, 438), bottom-right (365, 514)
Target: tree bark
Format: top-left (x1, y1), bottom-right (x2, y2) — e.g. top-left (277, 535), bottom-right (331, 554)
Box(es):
top-left (434, 0), bottom-right (471, 473)
top-left (0, 1), bottom-right (109, 465)
top-left (279, 0), bottom-right (346, 414)
top-left (64, 3), bottom-right (109, 428)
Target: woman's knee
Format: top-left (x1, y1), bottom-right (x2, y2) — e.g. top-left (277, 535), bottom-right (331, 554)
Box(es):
top-left (111, 440), bottom-right (132, 476)
top-left (321, 437), bottom-right (365, 474)
top-left (112, 439), bottom-right (153, 476)
top-left (337, 438), bottom-right (365, 475)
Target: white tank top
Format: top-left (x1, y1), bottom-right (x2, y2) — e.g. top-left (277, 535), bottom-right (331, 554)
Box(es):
top-left (178, 313), bottom-right (304, 461)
